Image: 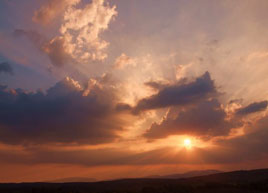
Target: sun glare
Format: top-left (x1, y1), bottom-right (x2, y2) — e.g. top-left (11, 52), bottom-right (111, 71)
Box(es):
top-left (184, 138), bottom-right (192, 149)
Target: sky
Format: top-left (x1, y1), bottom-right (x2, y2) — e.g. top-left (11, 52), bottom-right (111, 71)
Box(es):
top-left (1, 0), bottom-right (268, 182)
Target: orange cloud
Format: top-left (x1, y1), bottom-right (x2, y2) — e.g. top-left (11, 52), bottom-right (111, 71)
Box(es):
top-left (33, 0), bottom-right (80, 25)
top-left (33, 0), bottom-right (117, 66)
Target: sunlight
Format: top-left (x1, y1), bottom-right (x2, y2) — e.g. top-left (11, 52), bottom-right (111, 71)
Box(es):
top-left (184, 138), bottom-right (192, 149)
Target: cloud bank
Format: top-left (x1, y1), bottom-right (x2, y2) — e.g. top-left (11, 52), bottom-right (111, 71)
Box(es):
top-left (0, 76), bottom-right (126, 145)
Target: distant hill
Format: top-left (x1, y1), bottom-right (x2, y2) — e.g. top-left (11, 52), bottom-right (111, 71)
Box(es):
top-left (147, 169), bottom-right (221, 179)
top-left (47, 169), bottom-right (221, 182)
top-left (189, 168), bottom-right (268, 183)
top-left (1, 168), bottom-right (268, 193)
top-left (48, 177), bottom-right (96, 183)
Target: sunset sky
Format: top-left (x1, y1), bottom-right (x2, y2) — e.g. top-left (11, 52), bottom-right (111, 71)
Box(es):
top-left (1, 0), bottom-right (268, 182)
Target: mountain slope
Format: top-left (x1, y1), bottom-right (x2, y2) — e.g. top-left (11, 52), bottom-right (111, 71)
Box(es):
top-left (147, 169), bottom-right (221, 179)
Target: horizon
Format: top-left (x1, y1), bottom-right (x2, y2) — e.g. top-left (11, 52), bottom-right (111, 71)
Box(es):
top-left (1, 0), bottom-right (268, 183)
top-left (2, 168), bottom-right (268, 183)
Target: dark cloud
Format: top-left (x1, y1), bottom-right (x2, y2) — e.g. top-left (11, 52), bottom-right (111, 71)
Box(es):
top-left (0, 62), bottom-right (13, 75)
top-left (116, 103), bottom-right (132, 112)
top-left (228, 98), bottom-right (243, 104)
top-left (133, 72), bottom-right (217, 114)
top-left (235, 100), bottom-right (268, 116)
top-left (144, 99), bottom-right (235, 139)
top-left (144, 81), bottom-right (169, 91)
top-left (0, 77), bottom-right (126, 145)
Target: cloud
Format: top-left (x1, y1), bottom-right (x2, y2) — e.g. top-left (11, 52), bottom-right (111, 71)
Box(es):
top-left (0, 62), bottom-right (13, 75)
top-left (32, 0), bottom-right (80, 25)
top-left (29, 0), bottom-right (118, 66)
top-left (58, 0), bottom-right (117, 63)
top-left (113, 53), bottom-right (136, 69)
top-left (49, 0), bottom-right (116, 66)
top-left (42, 36), bottom-right (71, 67)
top-left (144, 99), bottom-right (235, 139)
top-left (0, 76), bottom-right (126, 145)
top-left (116, 103), bottom-right (132, 112)
top-left (133, 72), bottom-right (217, 114)
top-left (210, 114), bottom-right (268, 164)
top-left (235, 100), bottom-right (268, 116)
top-left (144, 80), bottom-right (169, 91)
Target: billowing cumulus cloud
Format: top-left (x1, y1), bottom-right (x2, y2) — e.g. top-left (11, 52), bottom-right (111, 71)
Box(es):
top-left (31, 0), bottom-right (117, 66)
top-left (144, 99), bottom-right (235, 139)
top-left (47, 0), bottom-right (117, 66)
top-left (235, 100), bottom-right (268, 116)
top-left (33, 0), bottom-right (80, 25)
top-left (0, 76), bottom-right (126, 145)
top-left (133, 72), bottom-right (217, 114)
top-left (0, 62), bottom-right (13, 75)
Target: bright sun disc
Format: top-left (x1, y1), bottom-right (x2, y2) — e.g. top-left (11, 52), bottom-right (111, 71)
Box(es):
top-left (184, 139), bottom-right (192, 148)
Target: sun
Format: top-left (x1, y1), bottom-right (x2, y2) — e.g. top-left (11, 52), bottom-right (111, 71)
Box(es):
top-left (184, 138), bottom-right (192, 149)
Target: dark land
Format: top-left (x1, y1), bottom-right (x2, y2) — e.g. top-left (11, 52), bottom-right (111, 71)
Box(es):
top-left (1, 168), bottom-right (268, 193)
